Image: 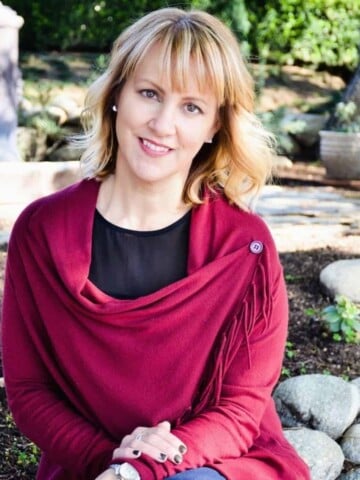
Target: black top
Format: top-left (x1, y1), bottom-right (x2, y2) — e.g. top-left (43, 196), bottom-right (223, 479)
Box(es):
top-left (89, 209), bottom-right (191, 299)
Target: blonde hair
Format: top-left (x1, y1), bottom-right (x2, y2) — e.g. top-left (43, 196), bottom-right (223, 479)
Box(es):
top-left (78, 7), bottom-right (274, 209)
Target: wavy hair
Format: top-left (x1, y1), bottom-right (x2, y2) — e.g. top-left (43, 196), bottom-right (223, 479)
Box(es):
top-left (76, 8), bottom-right (274, 209)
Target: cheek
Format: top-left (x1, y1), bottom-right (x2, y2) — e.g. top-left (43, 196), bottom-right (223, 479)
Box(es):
top-left (180, 121), bottom-right (213, 147)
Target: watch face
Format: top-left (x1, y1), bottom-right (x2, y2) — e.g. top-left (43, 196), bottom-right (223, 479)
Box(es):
top-left (120, 463), bottom-right (139, 480)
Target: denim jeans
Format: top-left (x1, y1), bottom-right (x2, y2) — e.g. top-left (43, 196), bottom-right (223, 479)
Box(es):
top-left (165, 467), bottom-right (226, 479)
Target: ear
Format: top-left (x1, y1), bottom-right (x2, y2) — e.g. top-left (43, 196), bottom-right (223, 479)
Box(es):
top-left (208, 115), bottom-right (221, 141)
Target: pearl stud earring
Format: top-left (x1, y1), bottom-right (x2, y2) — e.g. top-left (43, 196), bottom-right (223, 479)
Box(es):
top-left (205, 138), bottom-right (213, 144)
top-left (112, 105), bottom-right (117, 112)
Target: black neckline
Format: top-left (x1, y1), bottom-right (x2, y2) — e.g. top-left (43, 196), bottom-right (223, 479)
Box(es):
top-left (94, 209), bottom-right (192, 237)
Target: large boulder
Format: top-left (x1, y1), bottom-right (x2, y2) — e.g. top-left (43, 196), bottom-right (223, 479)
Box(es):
top-left (352, 378), bottom-right (360, 395)
top-left (320, 260), bottom-right (360, 303)
top-left (274, 374), bottom-right (360, 439)
top-left (16, 126), bottom-right (47, 162)
top-left (340, 425), bottom-right (360, 464)
top-left (284, 427), bottom-right (344, 480)
top-left (338, 470), bottom-right (360, 480)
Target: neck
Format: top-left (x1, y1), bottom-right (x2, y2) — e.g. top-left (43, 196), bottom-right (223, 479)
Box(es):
top-left (97, 174), bottom-right (190, 231)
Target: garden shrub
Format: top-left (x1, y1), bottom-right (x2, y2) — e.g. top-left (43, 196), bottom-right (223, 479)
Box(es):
top-left (6, 0), bottom-right (360, 72)
top-left (248, 0), bottom-right (360, 71)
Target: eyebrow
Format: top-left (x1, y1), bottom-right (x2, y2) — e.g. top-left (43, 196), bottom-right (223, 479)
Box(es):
top-left (136, 77), bottom-right (211, 106)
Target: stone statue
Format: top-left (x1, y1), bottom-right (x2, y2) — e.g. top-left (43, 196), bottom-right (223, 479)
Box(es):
top-left (0, 2), bottom-right (24, 161)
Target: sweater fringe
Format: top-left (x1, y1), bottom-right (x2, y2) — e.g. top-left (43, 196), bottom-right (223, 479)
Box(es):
top-left (189, 251), bottom-right (273, 418)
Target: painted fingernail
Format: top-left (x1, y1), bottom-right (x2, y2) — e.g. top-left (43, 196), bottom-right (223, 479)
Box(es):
top-left (174, 454), bottom-right (182, 464)
top-left (132, 449), bottom-right (140, 457)
top-left (159, 453), bottom-right (167, 462)
top-left (179, 444), bottom-right (187, 454)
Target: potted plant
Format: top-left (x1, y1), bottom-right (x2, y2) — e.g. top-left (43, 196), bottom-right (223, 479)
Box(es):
top-left (319, 101), bottom-right (360, 179)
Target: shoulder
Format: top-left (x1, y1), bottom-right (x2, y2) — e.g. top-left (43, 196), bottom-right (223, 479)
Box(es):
top-left (11, 179), bottom-right (99, 238)
top-left (205, 190), bottom-right (275, 247)
top-left (190, 190), bottom-right (280, 270)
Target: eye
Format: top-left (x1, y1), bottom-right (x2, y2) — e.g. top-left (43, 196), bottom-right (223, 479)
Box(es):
top-left (140, 89), bottom-right (158, 100)
top-left (185, 103), bottom-right (202, 114)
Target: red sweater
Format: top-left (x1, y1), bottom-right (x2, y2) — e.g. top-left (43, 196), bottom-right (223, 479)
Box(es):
top-left (2, 179), bottom-right (310, 480)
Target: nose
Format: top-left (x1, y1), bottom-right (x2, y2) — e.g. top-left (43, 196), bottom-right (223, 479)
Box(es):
top-left (148, 103), bottom-right (177, 137)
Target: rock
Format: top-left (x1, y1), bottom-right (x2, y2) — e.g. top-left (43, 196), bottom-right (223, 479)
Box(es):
top-left (49, 95), bottom-right (81, 121)
top-left (284, 427), bottom-right (344, 480)
top-left (47, 145), bottom-right (82, 162)
top-left (352, 378), bottom-right (360, 399)
top-left (288, 113), bottom-right (328, 147)
top-left (45, 105), bottom-right (68, 125)
top-left (274, 374), bottom-right (360, 439)
top-left (338, 469), bottom-right (360, 480)
top-left (16, 126), bottom-right (47, 162)
top-left (341, 425), bottom-right (360, 464)
top-left (320, 259), bottom-right (360, 303)
top-left (0, 231), bottom-right (10, 249)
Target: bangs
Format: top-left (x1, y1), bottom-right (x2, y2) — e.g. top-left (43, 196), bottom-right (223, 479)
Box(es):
top-left (130, 24), bottom-right (227, 105)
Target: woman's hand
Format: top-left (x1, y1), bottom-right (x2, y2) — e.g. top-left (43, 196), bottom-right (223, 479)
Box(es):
top-left (112, 420), bottom-right (187, 465)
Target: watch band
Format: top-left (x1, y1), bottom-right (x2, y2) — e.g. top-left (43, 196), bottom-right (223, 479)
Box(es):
top-left (109, 464), bottom-right (122, 478)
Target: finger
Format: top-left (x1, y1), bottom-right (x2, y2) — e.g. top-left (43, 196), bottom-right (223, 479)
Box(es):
top-left (131, 430), bottom-right (185, 464)
top-left (156, 420), bottom-right (171, 431)
top-left (154, 426), bottom-right (187, 455)
top-left (112, 445), bottom-right (142, 459)
top-left (130, 437), bottom-right (173, 464)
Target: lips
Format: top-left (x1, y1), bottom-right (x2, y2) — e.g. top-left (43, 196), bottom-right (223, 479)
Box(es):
top-left (140, 138), bottom-right (173, 154)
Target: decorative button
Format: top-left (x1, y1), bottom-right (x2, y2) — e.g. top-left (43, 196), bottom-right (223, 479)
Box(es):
top-left (250, 240), bottom-right (263, 254)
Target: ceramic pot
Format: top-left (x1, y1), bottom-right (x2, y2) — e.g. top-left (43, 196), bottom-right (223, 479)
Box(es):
top-left (319, 130), bottom-right (360, 179)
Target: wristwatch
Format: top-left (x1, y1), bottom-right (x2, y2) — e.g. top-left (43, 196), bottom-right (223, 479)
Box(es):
top-left (109, 463), bottom-right (141, 480)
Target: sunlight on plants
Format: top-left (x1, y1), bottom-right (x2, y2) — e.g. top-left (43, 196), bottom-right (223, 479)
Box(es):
top-left (321, 295), bottom-right (360, 344)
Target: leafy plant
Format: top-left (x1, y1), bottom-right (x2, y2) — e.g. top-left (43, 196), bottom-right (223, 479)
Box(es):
top-left (285, 273), bottom-right (304, 284)
top-left (281, 366), bottom-right (291, 378)
top-left (332, 101), bottom-right (360, 133)
top-left (285, 341), bottom-right (296, 359)
top-left (321, 295), bottom-right (360, 343)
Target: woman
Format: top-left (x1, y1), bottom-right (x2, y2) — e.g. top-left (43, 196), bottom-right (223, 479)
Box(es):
top-left (2, 7), bottom-right (310, 480)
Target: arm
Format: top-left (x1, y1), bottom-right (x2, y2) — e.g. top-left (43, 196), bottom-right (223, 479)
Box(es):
top-left (1, 238), bottom-right (118, 477)
top-left (117, 254), bottom-right (288, 479)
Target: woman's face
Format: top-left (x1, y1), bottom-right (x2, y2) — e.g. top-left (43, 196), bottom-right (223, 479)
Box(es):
top-left (113, 43), bottom-right (219, 191)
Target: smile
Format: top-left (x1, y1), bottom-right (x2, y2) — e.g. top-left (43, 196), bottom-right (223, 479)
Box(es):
top-left (140, 138), bottom-right (172, 154)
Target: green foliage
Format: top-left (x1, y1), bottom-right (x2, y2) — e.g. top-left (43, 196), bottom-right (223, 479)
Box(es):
top-left (7, 0), bottom-right (360, 72)
top-left (285, 341), bottom-right (296, 359)
top-left (16, 443), bottom-right (40, 467)
top-left (321, 295), bottom-right (360, 343)
top-left (285, 273), bottom-right (304, 284)
top-left (281, 366), bottom-right (291, 377)
top-left (332, 101), bottom-right (360, 132)
top-left (3, 413), bottom-right (40, 469)
top-left (248, 0), bottom-right (360, 71)
top-left (7, 0), bottom-right (149, 50)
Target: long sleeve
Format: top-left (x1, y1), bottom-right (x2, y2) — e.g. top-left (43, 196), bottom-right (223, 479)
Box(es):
top-left (117, 258), bottom-right (289, 479)
top-left (2, 237), bottom-right (117, 478)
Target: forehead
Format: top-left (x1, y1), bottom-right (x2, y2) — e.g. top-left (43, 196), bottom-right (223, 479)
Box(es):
top-left (131, 41), bottom-right (219, 99)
